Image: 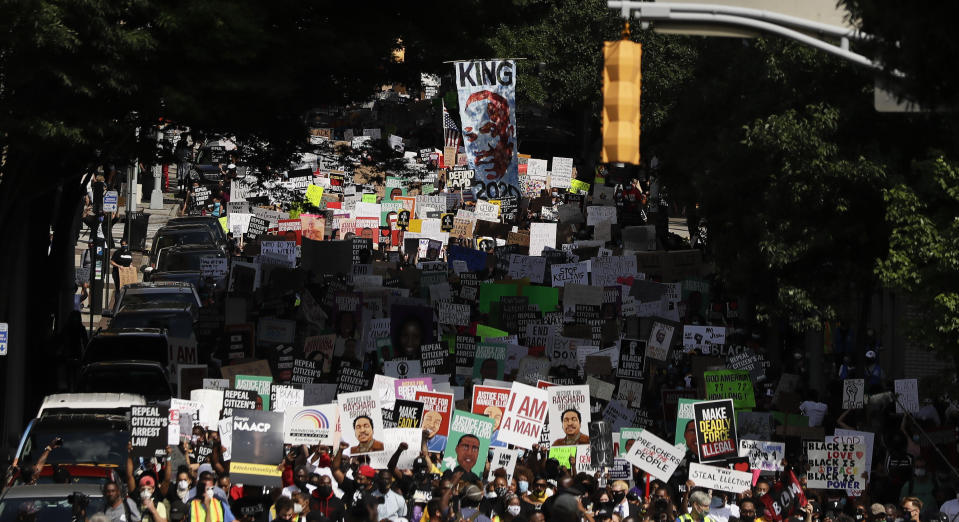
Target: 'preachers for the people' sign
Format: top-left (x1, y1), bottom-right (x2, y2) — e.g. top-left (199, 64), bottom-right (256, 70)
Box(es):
top-left (622, 429), bottom-right (685, 482)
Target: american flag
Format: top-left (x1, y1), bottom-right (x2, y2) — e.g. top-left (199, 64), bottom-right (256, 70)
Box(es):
top-left (442, 101), bottom-right (461, 148)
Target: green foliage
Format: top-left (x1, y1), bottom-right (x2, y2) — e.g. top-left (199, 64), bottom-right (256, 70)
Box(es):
top-left (877, 156), bottom-right (959, 351)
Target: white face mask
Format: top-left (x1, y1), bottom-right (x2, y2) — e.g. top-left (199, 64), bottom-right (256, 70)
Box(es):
top-left (140, 489), bottom-right (153, 500)
top-left (507, 505), bottom-right (522, 516)
top-left (177, 480), bottom-right (190, 491)
top-left (293, 504), bottom-right (303, 514)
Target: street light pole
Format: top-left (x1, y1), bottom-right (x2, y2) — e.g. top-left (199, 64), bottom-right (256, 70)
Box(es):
top-left (150, 127), bottom-right (164, 210)
top-left (128, 125), bottom-right (140, 245)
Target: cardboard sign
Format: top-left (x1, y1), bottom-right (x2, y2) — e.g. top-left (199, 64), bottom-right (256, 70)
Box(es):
top-left (200, 257), bottom-right (229, 279)
top-left (689, 462), bottom-right (754, 493)
top-left (622, 429), bottom-right (685, 482)
top-left (471, 385), bottom-right (510, 445)
top-left (283, 404), bottom-right (339, 446)
top-left (551, 261), bottom-right (590, 287)
top-left (222, 388), bottom-right (258, 418)
top-left (739, 439), bottom-right (785, 472)
top-left (488, 447), bottom-right (519, 482)
top-left (551, 157), bottom-right (573, 189)
top-left (805, 439), bottom-right (866, 490)
top-left (646, 321), bottom-right (675, 361)
top-left (617, 338), bottom-right (646, 381)
top-left (130, 405), bottom-right (169, 460)
top-left (441, 410), bottom-right (495, 475)
top-left (374, 428), bottom-right (422, 470)
top-left (507, 254), bottom-right (546, 284)
top-left (693, 399), bottom-right (738, 462)
top-left (547, 385), bottom-right (591, 447)
top-left (230, 409), bottom-right (284, 486)
top-left (842, 379), bottom-right (864, 409)
top-left (420, 342), bottom-right (452, 375)
top-left (438, 301), bottom-right (470, 326)
top-left (395, 378), bottom-right (432, 401)
top-left (337, 390), bottom-right (385, 454)
top-left (235, 375), bottom-right (272, 411)
top-left (498, 382), bottom-right (549, 449)
top-left (704, 370), bottom-right (756, 409)
top-left (270, 385), bottom-right (303, 413)
top-left (416, 390), bottom-right (454, 453)
top-left (529, 222), bottom-right (556, 257)
top-left (895, 379), bottom-right (919, 414)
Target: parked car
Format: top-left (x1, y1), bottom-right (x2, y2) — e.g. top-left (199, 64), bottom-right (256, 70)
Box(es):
top-left (0, 483), bottom-right (106, 521)
top-left (146, 224), bottom-right (220, 269)
top-left (76, 361), bottom-right (173, 403)
top-left (106, 303), bottom-right (202, 368)
top-left (10, 394), bottom-right (145, 487)
top-left (105, 281), bottom-right (201, 318)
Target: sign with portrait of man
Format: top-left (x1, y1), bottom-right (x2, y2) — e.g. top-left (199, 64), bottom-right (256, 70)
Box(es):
top-left (454, 59), bottom-right (521, 201)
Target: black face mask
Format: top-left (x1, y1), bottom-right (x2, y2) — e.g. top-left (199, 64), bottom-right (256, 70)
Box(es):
top-left (611, 491), bottom-right (626, 504)
top-left (375, 479), bottom-right (389, 493)
top-left (316, 486), bottom-right (332, 498)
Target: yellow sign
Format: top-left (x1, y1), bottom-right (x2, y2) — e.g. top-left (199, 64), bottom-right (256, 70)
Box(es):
top-left (362, 193), bottom-right (377, 203)
top-left (305, 185), bottom-right (324, 207)
top-left (570, 179), bottom-right (591, 193)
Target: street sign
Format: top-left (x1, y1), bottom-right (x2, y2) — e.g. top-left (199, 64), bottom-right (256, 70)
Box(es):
top-left (0, 322), bottom-right (8, 356)
top-left (103, 190), bottom-right (119, 212)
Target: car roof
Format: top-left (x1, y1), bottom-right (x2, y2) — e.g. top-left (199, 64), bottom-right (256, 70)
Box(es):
top-left (81, 360), bottom-right (167, 370)
top-left (169, 216), bottom-right (218, 225)
top-left (38, 393), bottom-right (146, 416)
top-left (94, 328), bottom-right (167, 337)
top-left (161, 245), bottom-right (222, 254)
top-left (1, 482), bottom-right (104, 499)
top-left (157, 224), bottom-right (212, 232)
top-left (116, 302), bottom-right (193, 313)
top-left (122, 281), bottom-right (196, 291)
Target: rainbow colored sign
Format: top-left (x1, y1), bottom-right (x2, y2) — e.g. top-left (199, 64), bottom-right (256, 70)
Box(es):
top-left (283, 404), bottom-right (339, 446)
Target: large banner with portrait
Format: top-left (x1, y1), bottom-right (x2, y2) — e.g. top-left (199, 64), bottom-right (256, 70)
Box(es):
top-left (454, 59), bottom-right (521, 201)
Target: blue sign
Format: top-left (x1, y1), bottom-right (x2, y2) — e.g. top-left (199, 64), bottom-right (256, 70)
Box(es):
top-left (103, 190), bottom-right (118, 212)
top-left (0, 322), bottom-right (7, 356)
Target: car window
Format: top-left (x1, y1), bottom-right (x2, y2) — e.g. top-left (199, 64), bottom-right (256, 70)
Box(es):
top-left (154, 230), bottom-right (214, 252)
top-left (78, 368), bottom-right (169, 397)
top-left (0, 496), bottom-right (106, 522)
top-left (157, 251), bottom-right (214, 272)
top-left (115, 292), bottom-right (196, 310)
top-left (23, 417), bottom-right (130, 468)
top-left (84, 336), bottom-right (168, 365)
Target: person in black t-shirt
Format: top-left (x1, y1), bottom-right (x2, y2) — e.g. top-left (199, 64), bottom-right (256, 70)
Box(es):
top-left (110, 239), bottom-right (133, 292)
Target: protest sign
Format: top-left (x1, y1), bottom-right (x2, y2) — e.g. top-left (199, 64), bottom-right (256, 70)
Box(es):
top-left (693, 399), bottom-right (738, 462)
top-left (471, 385), bottom-right (510, 445)
top-left (389, 399), bottom-right (424, 429)
top-left (189, 389), bottom-right (223, 429)
top-left (283, 404), bottom-right (338, 446)
top-left (704, 370), bottom-right (756, 409)
top-left (551, 157), bottom-right (573, 189)
top-left (488, 447), bottom-right (520, 482)
top-left (200, 257), bottom-right (228, 279)
top-left (529, 222), bottom-right (556, 257)
top-left (549, 446), bottom-right (577, 469)
top-left (454, 59), bottom-right (521, 198)
top-left (130, 405), bottom-right (169, 460)
top-left (842, 379), bottom-right (864, 409)
top-left (290, 359), bottom-right (321, 385)
top-left (738, 439), bottom-right (785, 472)
top-left (438, 301), bottom-right (470, 326)
top-left (270, 385), bottom-right (303, 413)
top-left (420, 343), bottom-right (452, 375)
top-left (473, 343), bottom-right (507, 380)
top-left (646, 321), bottom-right (675, 361)
top-left (441, 410), bottom-right (495, 475)
top-left (507, 254), bottom-right (547, 283)
top-left (395, 378), bottom-right (432, 401)
top-left (758, 471), bottom-right (807, 521)
top-left (895, 379), bottom-right (919, 414)
top-left (688, 462), bottom-right (754, 493)
top-left (235, 375), bottom-right (272, 411)
top-left (416, 391), bottom-right (454, 453)
top-left (551, 261), bottom-right (590, 287)
top-left (547, 385), bottom-right (591, 447)
top-left (498, 382), bottom-right (549, 449)
top-left (375, 428), bottom-right (422, 469)
top-left (805, 439), bottom-right (866, 490)
top-left (337, 390), bottom-right (385, 454)
top-left (617, 338), bottom-right (646, 381)
top-left (588, 421), bottom-right (615, 469)
top-left (623, 430), bottom-right (685, 482)
top-left (230, 409), bottom-right (284, 487)
top-left (221, 389), bottom-right (258, 418)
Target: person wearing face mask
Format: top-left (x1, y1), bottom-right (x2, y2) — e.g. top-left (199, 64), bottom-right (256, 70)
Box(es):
top-left (188, 472), bottom-right (235, 522)
top-left (168, 470), bottom-right (193, 513)
top-left (678, 490), bottom-right (717, 522)
top-left (137, 476), bottom-right (170, 522)
top-left (309, 476), bottom-right (345, 522)
top-left (607, 481), bottom-right (635, 521)
top-left (282, 466), bottom-right (315, 499)
top-left (496, 493), bottom-right (525, 522)
top-left (515, 474), bottom-right (530, 497)
top-left (900, 498), bottom-right (922, 522)
top-left (482, 476), bottom-right (512, 518)
top-left (188, 469), bottom-right (229, 504)
top-left (371, 469), bottom-right (406, 521)
top-left (900, 458), bottom-right (937, 517)
top-left (707, 492), bottom-right (739, 522)
top-left (521, 478), bottom-right (551, 512)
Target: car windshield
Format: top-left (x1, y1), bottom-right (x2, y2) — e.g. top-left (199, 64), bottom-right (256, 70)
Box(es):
top-left (0, 495), bottom-right (106, 522)
top-left (156, 251), bottom-right (216, 272)
top-left (109, 313), bottom-right (194, 338)
top-left (84, 336), bottom-right (168, 365)
top-left (77, 368), bottom-right (169, 398)
top-left (154, 230), bottom-right (214, 253)
top-left (116, 291), bottom-right (196, 311)
top-left (22, 416), bottom-right (130, 467)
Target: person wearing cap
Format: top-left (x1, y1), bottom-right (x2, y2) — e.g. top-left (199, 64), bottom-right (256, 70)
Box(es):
top-left (864, 350), bottom-right (884, 390)
top-left (137, 475), bottom-right (170, 522)
top-left (457, 483), bottom-right (493, 522)
top-left (870, 504), bottom-right (889, 522)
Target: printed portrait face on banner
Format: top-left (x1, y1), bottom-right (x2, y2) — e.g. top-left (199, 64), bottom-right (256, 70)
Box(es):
top-left (463, 91), bottom-right (514, 182)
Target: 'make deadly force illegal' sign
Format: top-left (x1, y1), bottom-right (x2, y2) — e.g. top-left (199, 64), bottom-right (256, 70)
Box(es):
top-left (693, 399), bottom-right (738, 462)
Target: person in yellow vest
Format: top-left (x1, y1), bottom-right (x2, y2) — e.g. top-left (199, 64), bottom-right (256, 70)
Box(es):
top-left (188, 473), bottom-right (235, 522)
top-left (267, 498), bottom-right (301, 522)
top-left (677, 491), bottom-right (718, 522)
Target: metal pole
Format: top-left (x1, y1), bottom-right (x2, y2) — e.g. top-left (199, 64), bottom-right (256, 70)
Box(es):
top-left (127, 126), bottom-right (139, 246)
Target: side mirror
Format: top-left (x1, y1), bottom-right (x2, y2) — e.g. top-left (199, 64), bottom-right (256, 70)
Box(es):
top-left (141, 265), bottom-right (153, 274)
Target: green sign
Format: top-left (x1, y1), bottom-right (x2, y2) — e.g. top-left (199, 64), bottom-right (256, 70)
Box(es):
top-left (704, 369), bottom-right (755, 409)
